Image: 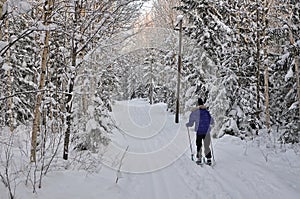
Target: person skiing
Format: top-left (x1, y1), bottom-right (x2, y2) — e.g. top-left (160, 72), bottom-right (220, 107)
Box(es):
top-left (186, 98), bottom-right (214, 165)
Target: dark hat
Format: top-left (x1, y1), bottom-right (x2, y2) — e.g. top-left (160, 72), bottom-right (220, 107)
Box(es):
top-left (198, 98), bottom-right (204, 105)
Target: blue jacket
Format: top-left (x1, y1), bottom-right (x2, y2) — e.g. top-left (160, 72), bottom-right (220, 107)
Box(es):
top-left (186, 106), bottom-right (213, 135)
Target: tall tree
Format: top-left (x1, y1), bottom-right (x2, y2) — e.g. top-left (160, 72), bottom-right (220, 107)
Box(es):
top-left (288, 1), bottom-right (300, 127)
top-left (262, 0), bottom-right (274, 130)
top-left (31, 0), bottom-right (53, 163)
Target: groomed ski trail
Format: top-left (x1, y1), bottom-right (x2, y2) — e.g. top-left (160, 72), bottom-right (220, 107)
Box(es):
top-left (107, 100), bottom-right (300, 199)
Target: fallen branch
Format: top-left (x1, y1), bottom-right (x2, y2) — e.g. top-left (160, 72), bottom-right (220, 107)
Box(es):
top-left (115, 145), bottom-right (129, 184)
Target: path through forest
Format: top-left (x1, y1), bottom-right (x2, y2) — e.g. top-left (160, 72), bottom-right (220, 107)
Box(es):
top-left (104, 99), bottom-right (300, 199)
top-left (18, 99), bottom-right (300, 199)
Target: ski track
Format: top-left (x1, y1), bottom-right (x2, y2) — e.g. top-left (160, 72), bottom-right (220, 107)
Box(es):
top-left (114, 100), bottom-right (220, 199)
top-left (114, 100), bottom-right (192, 199)
top-left (174, 154), bottom-right (232, 199)
top-left (111, 100), bottom-right (300, 199)
top-left (4, 100), bottom-right (299, 199)
top-left (134, 132), bottom-right (172, 199)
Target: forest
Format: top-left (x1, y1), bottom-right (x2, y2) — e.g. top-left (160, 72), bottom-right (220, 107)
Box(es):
top-left (0, 0), bottom-right (299, 198)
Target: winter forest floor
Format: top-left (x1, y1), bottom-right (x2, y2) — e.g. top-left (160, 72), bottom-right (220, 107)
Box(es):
top-left (1, 99), bottom-right (300, 199)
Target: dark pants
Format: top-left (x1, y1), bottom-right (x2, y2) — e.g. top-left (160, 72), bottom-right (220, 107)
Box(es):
top-left (196, 134), bottom-right (212, 159)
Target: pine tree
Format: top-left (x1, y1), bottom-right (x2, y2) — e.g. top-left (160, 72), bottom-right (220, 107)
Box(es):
top-left (177, 0), bottom-right (299, 141)
top-left (270, 1), bottom-right (300, 143)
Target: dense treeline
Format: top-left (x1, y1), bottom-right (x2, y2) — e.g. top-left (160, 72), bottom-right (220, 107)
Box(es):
top-left (0, 0), bottom-right (145, 162)
top-left (175, 0), bottom-right (299, 142)
top-left (0, 0), bottom-right (146, 195)
top-left (120, 0), bottom-right (300, 142)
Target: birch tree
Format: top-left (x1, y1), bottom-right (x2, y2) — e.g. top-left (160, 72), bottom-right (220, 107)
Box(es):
top-left (31, 0), bottom-right (53, 163)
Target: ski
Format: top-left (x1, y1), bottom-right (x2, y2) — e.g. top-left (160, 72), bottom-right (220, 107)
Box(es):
top-left (196, 160), bottom-right (204, 166)
top-left (195, 157), bottom-right (204, 166)
top-left (195, 157), bottom-right (214, 167)
top-left (196, 162), bottom-right (213, 167)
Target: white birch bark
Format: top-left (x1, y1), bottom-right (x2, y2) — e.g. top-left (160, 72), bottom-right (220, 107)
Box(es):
top-left (31, 0), bottom-right (53, 163)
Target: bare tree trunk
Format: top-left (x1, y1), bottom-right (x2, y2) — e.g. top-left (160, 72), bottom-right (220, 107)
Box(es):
top-left (237, 6), bottom-right (241, 87)
top-left (62, 0), bottom-right (81, 160)
top-left (63, 51), bottom-right (76, 160)
top-left (264, 57), bottom-right (270, 129)
top-left (262, 0), bottom-right (271, 130)
top-left (150, 57), bottom-right (153, 104)
top-left (175, 17), bottom-right (182, 123)
top-left (255, 0), bottom-right (261, 124)
top-left (63, 0), bottom-right (90, 160)
top-left (31, 0), bottom-right (53, 163)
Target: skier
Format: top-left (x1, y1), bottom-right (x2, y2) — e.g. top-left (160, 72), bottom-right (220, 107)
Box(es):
top-left (186, 98), bottom-right (214, 165)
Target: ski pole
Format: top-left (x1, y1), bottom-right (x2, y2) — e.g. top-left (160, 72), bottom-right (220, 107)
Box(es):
top-left (210, 133), bottom-right (215, 165)
top-left (186, 127), bottom-right (194, 161)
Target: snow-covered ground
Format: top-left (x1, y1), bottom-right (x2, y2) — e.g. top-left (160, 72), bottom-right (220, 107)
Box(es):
top-left (1, 99), bottom-right (300, 199)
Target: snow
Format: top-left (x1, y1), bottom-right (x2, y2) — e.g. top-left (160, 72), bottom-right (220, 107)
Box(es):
top-left (285, 66), bottom-right (293, 81)
top-left (177, 15), bottom-right (184, 21)
top-left (297, 40), bottom-right (300, 47)
top-left (1, 99), bottom-right (300, 199)
top-left (1, 63), bottom-right (12, 71)
top-left (289, 101), bottom-right (299, 110)
top-left (0, 41), bottom-right (8, 52)
top-left (6, 0), bottom-right (32, 15)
